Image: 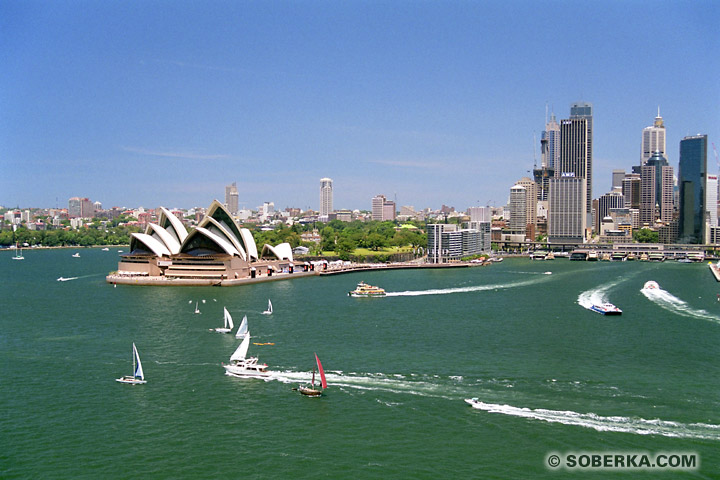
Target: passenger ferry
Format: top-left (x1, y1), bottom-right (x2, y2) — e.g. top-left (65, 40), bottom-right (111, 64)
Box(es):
top-left (348, 281), bottom-right (386, 297)
top-left (590, 303), bottom-right (623, 315)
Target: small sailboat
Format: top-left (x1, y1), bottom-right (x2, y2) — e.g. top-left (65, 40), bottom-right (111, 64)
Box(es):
top-left (212, 307), bottom-right (234, 333)
top-left (12, 243), bottom-right (24, 260)
top-left (116, 343), bottom-right (147, 384)
top-left (223, 332), bottom-right (270, 378)
top-left (235, 315), bottom-right (248, 338)
top-left (296, 353), bottom-right (328, 396)
top-left (262, 299), bottom-right (273, 315)
top-left (194, 302), bottom-right (201, 314)
top-left (72, 252), bottom-right (80, 258)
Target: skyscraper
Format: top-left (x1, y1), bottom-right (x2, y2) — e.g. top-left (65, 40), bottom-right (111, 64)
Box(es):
top-left (678, 135), bottom-right (708, 243)
top-left (569, 102), bottom-right (593, 219)
top-left (225, 182), bottom-right (239, 215)
top-left (641, 109), bottom-right (666, 165)
top-left (541, 112), bottom-right (561, 170)
top-left (640, 152), bottom-right (674, 225)
top-left (548, 175), bottom-right (587, 244)
top-left (319, 178), bottom-right (333, 217)
top-left (509, 184), bottom-right (527, 235)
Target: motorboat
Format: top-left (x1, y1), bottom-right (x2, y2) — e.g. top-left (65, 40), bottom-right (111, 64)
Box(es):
top-left (348, 281), bottom-right (386, 297)
top-left (590, 303), bottom-right (623, 315)
top-left (223, 332), bottom-right (270, 378)
top-left (643, 281), bottom-right (659, 290)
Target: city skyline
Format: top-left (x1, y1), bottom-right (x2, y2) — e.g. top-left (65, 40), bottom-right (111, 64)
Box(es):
top-left (2, 2), bottom-right (718, 211)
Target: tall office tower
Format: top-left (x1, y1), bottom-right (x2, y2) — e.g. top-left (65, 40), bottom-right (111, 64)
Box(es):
top-left (68, 197), bottom-right (93, 218)
top-left (622, 173), bottom-right (641, 209)
top-left (612, 169), bottom-right (626, 190)
top-left (548, 175), bottom-right (587, 244)
top-left (225, 182), bottom-right (239, 215)
top-left (541, 112), bottom-right (561, 169)
top-left (382, 199), bottom-right (397, 221)
top-left (568, 102), bottom-right (593, 218)
top-left (319, 178), bottom-right (333, 217)
top-left (678, 135), bottom-right (708, 243)
top-left (640, 152), bottom-right (674, 225)
top-left (641, 108), bottom-right (666, 165)
top-left (509, 184), bottom-right (527, 235)
top-left (706, 174), bottom-right (718, 234)
top-left (516, 177), bottom-right (538, 228)
top-left (597, 192), bottom-right (625, 231)
top-left (533, 166), bottom-right (554, 202)
top-left (371, 195), bottom-right (386, 221)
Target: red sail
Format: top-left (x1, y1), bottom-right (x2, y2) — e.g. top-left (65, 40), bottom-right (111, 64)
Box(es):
top-left (315, 353), bottom-right (327, 389)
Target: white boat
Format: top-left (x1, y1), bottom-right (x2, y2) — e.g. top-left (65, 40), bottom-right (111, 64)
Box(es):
top-left (12, 243), bottom-right (24, 260)
top-left (194, 301), bottom-right (201, 314)
top-left (72, 252), bottom-right (80, 258)
top-left (348, 281), bottom-right (386, 297)
top-left (116, 343), bottom-right (147, 384)
top-left (262, 299), bottom-right (273, 315)
top-left (644, 280), bottom-right (659, 290)
top-left (590, 303), bottom-right (622, 315)
top-left (235, 315), bottom-right (248, 338)
top-left (223, 332), bottom-right (270, 378)
top-left (212, 307), bottom-right (234, 333)
top-left (101, 247), bottom-right (109, 251)
top-left (296, 353), bottom-right (328, 396)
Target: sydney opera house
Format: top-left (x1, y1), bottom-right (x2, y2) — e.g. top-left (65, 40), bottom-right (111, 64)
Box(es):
top-left (107, 200), bottom-right (316, 286)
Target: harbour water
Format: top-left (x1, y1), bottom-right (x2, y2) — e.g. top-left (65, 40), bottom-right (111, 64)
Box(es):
top-left (2, 248), bottom-right (719, 478)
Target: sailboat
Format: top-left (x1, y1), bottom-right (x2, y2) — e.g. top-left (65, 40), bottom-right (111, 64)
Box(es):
top-left (297, 353), bottom-right (327, 396)
top-left (116, 343), bottom-right (147, 384)
top-left (223, 332), bottom-right (270, 378)
top-left (72, 252), bottom-right (80, 258)
top-left (235, 315), bottom-right (248, 338)
top-left (262, 299), bottom-right (273, 315)
top-left (213, 307), bottom-right (234, 333)
top-left (194, 302), bottom-right (201, 314)
top-left (12, 243), bottom-right (24, 260)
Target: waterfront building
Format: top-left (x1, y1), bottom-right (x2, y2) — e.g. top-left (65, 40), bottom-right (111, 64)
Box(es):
top-left (112, 200), bottom-right (297, 283)
top-left (427, 223), bottom-right (487, 263)
top-left (548, 175), bottom-right (587, 244)
top-left (622, 173), bottom-right (641, 210)
top-left (641, 109), bottom-right (666, 165)
top-left (319, 178), bottom-right (333, 219)
top-left (706, 174), bottom-right (718, 242)
top-left (640, 152), bottom-right (674, 225)
top-left (225, 183), bottom-right (239, 215)
top-left (515, 177), bottom-right (538, 230)
top-left (557, 102), bottom-right (593, 225)
top-left (678, 135), bottom-right (708, 243)
top-left (509, 184), bottom-right (528, 237)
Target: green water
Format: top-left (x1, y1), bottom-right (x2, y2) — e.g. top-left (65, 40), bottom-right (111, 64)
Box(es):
top-left (2, 249), bottom-right (719, 478)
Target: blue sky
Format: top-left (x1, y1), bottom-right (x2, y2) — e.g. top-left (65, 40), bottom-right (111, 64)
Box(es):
top-left (2, 0), bottom-right (718, 212)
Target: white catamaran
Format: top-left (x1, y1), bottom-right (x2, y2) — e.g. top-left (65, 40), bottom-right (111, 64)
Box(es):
top-left (235, 315), bottom-right (248, 338)
top-left (223, 332), bottom-right (270, 378)
top-left (116, 343), bottom-right (147, 384)
top-left (212, 307), bottom-right (234, 333)
top-left (262, 299), bottom-right (273, 315)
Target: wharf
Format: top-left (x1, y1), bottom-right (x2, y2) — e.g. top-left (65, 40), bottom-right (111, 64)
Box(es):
top-left (318, 261), bottom-right (480, 276)
top-left (709, 262), bottom-right (720, 282)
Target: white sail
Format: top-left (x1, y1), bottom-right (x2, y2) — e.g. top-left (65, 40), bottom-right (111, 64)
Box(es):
top-left (230, 333), bottom-right (251, 362)
top-left (133, 343), bottom-right (145, 381)
top-left (235, 315), bottom-right (248, 338)
top-left (268, 300), bottom-right (272, 313)
top-left (223, 307), bottom-right (234, 329)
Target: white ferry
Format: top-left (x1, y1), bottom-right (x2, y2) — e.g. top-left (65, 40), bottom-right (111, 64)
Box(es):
top-left (590, 303), bottom-right (623, 315)
top-left (643, 280), bottom-right (659, 290)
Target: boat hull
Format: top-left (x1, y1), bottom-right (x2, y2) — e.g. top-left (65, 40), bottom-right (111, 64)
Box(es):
top-left (298, 386), bottom-right (323, 396)
top-left (116, 376), bottom-right (146, 384)
top-left (223, 364), bottom-right (270, 379)
top-left (590, 304), bottom-right (623, 315)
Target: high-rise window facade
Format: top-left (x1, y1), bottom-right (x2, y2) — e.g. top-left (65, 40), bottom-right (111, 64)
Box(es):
top-left (678, 135), bottom-right (708, 243)
top-left (641, 110), bottom-right (666, 165)
top-left (319, 178), bottom-right (333, 217)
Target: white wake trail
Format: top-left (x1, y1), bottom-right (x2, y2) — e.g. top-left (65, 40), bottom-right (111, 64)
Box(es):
top-left (386, 276), bottom-right (551, 297)
top-left (577, 278), bottom-right (625, 310)
top-left (465, 400), bottom-right (720, 440)
top-left (641, 284), bottom-right (720, 324)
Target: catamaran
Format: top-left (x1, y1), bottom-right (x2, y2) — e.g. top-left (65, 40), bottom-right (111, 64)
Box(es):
top-left (116, 343), bottom-right (147, 384)
top-left (12, 243), bottom-right (24, 260)
top-left (235, 315), bottom-right (248, 338)
top-left (262, 299), bottom-right (273, 315)
top-left (223, 332), bottom-right (270, 378)
top-left (212, 307), bottom-right (234, 333)
top-left (297, 353), bottom-right (328, 396)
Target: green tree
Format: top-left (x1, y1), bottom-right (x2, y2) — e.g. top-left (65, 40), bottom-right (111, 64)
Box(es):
top-left (633, 229), bottom-right (659, 243)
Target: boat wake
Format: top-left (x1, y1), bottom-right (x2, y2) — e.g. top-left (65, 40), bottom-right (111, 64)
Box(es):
top-left (465, 399), bottom-right (720, 440)
top-left (386, 276), bottom-right (552, 297)
top-left (577, 278), bottom-right (625, 310)
top-left (641, 284), bottom-right (720, 324)
top-left (56, 276), bottom-right (79, 282)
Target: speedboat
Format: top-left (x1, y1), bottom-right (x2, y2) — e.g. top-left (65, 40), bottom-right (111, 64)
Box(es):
top-left (644, 281), bottom-right (659, 290)
top-left (590, 303), bottom-right (622, 315)
top-left (348, 281), bottom-right (386, 297)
